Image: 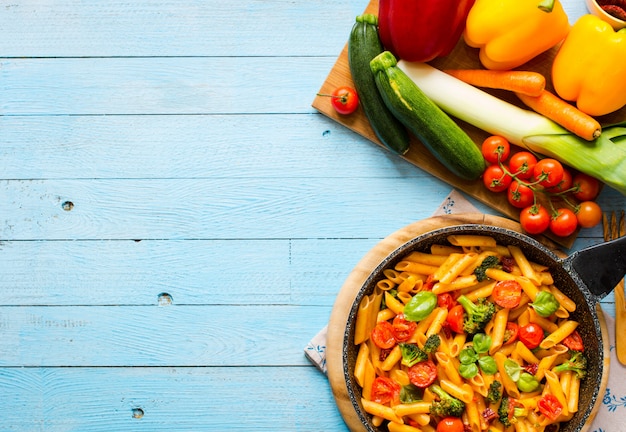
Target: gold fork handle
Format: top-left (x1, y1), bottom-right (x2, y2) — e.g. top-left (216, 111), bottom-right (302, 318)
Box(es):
top-left (615, 280), bottom-right (626, 365)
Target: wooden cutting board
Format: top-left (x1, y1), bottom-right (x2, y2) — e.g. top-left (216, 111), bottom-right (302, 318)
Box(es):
top-left (325, 213), bottom-right (609, 432)
top-left (312, 0), bottom-right (626, 249)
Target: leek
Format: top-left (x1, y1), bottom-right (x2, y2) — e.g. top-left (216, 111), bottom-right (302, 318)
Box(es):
top-left (397, 61), bottom-right (626, 196)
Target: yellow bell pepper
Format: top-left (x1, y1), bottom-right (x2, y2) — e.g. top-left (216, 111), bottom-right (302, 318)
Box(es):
top-left (464, 0), bottom-right (570, 70)
top-left (552, 14), bottom-right (626, 117)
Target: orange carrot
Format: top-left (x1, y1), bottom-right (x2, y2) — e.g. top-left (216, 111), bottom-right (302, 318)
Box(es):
top-left (516, 90), bottom-right (602, 141)
top-left (444, 69), bottom-right (546, 97)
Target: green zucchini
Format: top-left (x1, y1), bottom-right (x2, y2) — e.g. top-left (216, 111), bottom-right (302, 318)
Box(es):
top-left (348, 14), bottom-right (409, 155)
top-left (370, 51), bottom-right (485, 180)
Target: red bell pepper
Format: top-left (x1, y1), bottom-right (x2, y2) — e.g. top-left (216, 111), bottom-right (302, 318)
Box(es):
top-left (378, 0), bottom-right (476, 62)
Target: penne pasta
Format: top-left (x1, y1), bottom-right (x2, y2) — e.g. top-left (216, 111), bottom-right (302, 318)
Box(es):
top-left (540, 320), bottom-right (579, 349)
top-left (447, 234), bottom-right (497, 248)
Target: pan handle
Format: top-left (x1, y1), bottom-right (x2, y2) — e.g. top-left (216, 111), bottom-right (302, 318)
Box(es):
top-left (565, 235), bottom-right (626, 299)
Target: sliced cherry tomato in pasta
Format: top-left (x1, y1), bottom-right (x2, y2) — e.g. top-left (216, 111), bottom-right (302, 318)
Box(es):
top-left (562, 330), bottom-right (584, 352)
top-left (371, 376), bottom-right (400, 405)
top-left (408, 359), bottom-right (438, 388)
top-left (503, 322), bottom-right (519, 345)
top-left (437, 293), bottom-right (457, 310)
top-left (436, 417), bottom-right (464, 432)
top-left (370, 321), bottom-right (396, 349)
top-left (445, 304), bottom-right (465, 334)
top-left (537, 394), bottom-right (563, 421)
top-left (519, 323), bottom-right (544, 349)
top-left (392, 313), bottom-right (417, 342)
top-left (492, 280), bottom-right (522, 309)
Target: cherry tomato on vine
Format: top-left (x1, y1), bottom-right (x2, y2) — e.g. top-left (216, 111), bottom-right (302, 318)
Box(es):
top-left (436, 417), bottom-right (464, 432)
top-left (533, 158), bottom-right (564, 189)
top-left (519, 323), bottom-right (544, 349)
top-left (319, 86), bottom-right (359, 115)
top-left (508, 151), bottom-right (537, 180)
top-left (576, 201), bottom-right (602, 228)
top-left (520, 205), bottom-right (550, 235)
top-left (408, 359), bottom-right (438, 388)
top-left (573, 173), bottom-right (601, 201)
top-left (481, 135), bottom-right (510, 164)
top-left (483, 164), bottom-right (512, 193)
top-left (371, 376), bottom-right (400, 405)
top-left (546, 167), bottom-right (573, 193)
top-left (507, 180), bottom-right (535, 209)
top-left (550, 208), bottom-right (578, 237)
top-left (370, 321), bottom-right (396, 349)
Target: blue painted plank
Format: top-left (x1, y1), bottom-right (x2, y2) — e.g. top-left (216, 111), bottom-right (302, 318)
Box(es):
top-left (0, 366), bottom-right (348, 432)
top-left (0, 305), bottom-right (330, 366)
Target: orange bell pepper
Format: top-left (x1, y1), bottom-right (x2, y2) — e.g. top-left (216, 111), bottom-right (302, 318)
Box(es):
top-left (464, 0), bottom-right (570, 70)
top-left (552, 14), bottom-right (626, 116)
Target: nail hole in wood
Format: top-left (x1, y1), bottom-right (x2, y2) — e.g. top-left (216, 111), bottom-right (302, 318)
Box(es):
top-left (61, 201), bottom-right (74, 211)
top-left (132, 408), bottom-right (144, 419)
top-left (158, 293), bottom-right (172, 306)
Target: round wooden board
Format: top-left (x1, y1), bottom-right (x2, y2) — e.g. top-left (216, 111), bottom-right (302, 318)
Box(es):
top-left (325, 213), bottom-right (609, 432)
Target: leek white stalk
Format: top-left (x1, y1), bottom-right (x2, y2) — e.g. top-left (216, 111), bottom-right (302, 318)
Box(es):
top-left (397, 60), bottom-right (626, 196)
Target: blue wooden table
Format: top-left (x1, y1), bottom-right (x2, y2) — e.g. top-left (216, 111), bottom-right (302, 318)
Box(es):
top-left (1, 1), bottom-right (624, 430)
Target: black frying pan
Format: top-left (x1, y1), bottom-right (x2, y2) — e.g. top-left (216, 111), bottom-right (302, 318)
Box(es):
top-left (340, 224), bottom-right (626, 432)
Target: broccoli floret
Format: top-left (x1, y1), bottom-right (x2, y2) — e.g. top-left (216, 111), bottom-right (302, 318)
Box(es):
top-left (423, 334), bottom-right (441, 354)
top-left (498, 397), bottom-right (527, 427)
top-left (487, 380), bottom-right (503, 404)
top-left (457, 295), bottom-right (496, 335)
top-left (429, 384), bottom-right (465, 418)
top-left (474, 255), bottom-right (501, 282)
top-left (553, 351), bottom-right (587, 379)
top-left (399, 343), bottom-right (428, 367)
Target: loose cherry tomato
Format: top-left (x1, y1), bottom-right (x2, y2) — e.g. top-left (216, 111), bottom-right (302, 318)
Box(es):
top-left (371, 321), bottom-right (396, 349)
top-left (319, 86), bottom-right (359, 115)
top-left (576, 201), bottom-right (602, 228)
top-left (446, 304), bottom-right (465, 334)
top-left (371, 376), bottom-right (400, 405)
top-left (573, 173), bottom-right (601, 201)
top-left (408, 359), bottom-right (438, 388)
top-left (508, 151), bottom-right (537, 180)
top-left (520, 204), bottom-right (550, 235)
top-left (533, 159), bottom-right (564, 189)
top-left (546, 167), bottom-right (573, 193)
top-left (562, 330), bottom-right (584, 352)
top-left (483, 164), bottom-right (512, 193)
top-left (507, 180), bottom-right (535, 209)
top-left (481, 135), bottom-right (510, 165)
top-left (503, 322), bottom-right (519, 345)
top-left (436, 417), bottom-right (464, 432)
top-left (437, 293), bottom-right (457, 310)
top-left (537, 394), bottom-right (563, 421)
top-left (492, 280), bottom-right (522, 309)
top-left (519, 323), bottom-right (544, 349)
top-left (392, 313), bottom-right (417, 342)
top-left (549, 208), bottom-right (578, 237)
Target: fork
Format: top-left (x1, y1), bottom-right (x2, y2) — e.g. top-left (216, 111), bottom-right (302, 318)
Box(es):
top-left (603, 210), bottom-right (626, 365)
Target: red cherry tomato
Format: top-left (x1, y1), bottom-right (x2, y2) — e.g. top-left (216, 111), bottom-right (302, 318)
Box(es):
top-left (573, 173), bottom-right (601, 201)
top-left (322, 86), bottom-right (359, 115)
top-left (392, 313), bottom-right (417, 342)
top-left (371, 321), bottom-right (396, 349)
top-left (492, 280), bottom-right (522, 309)
top-left (436, 417), bottom-right (464, 432)
top-left (503, 322), bottom-right (519, 345)
top-left (483, 164), bottom-right (512, 193)
top-left (481, 135), bottom-right (510, 165)
top-left (549, 208), bottom-right (578, 237)
top-left (519, 323), bottom-right (544, 349)
top-left (546, 167), bottom-right (573, 193)
top-left (537, 394), bottom-right (563, 421)
top-left (507, 180), bottom-right (535, 209)
top-left (437, 293), bottom-right (457, 310)
top-left (520, 205), bottom-right (550, 235)
top-left (371, 376), bottom-right (401, 405)
top-left (446, 304), bottom-right (465, 334)
top-left (562, 330), bottom-right (584, 352)
top-left (533, 158), bottom-right (564, 189)
top-left (508, 151), bottom-right (537, 180)
top-left (408, 359), bottom-right (438, 388)
top-left (576, 201), bottom-right (602, 228)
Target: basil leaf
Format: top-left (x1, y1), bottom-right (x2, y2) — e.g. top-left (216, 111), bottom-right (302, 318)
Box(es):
top-left (478, 355), bottom-right (498, 375)
top-left (459, 363), bottom-right (479, 379)
top-left (403, 291), bottom-right (438, 322)
top-left (473, 333), bottom-right (492, 354)
top-left (459, 347), bottom-right (479, 365)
